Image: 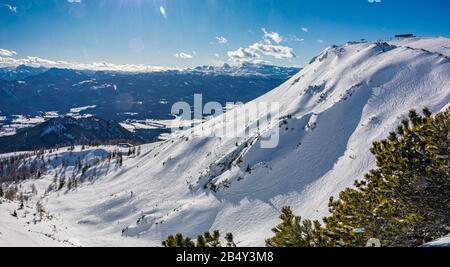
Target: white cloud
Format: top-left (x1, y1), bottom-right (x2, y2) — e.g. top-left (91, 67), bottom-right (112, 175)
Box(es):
top-left (67, 0), bottom-right (82, 3)
top-left (227, 42), bottom-right (295, 63)
top-left (1, 3), bottom-right (17, 12)
top-left (0, 54), bottom-right (178, 73)
top-left (249, 43), bottom-right (296, 59)
top-left (0, 48), bottom-right (17, 57)
top-left (215, 36), bottom-right (228, 44)
top-left (317, 39), bottom-right (324, 43)
top-left (368, 0), bottom-right (382, 3)
top-left (301, 27), bottom-right (309, 33)
top-left (227, 47), bottom-right (262, 64)
top-left (227, 27), bottom-right (296, 64)
top-left (174, 52), bottom-right (193, 59)
top-left (262, 28), bottom-right (283, 44)
top-left (214, 53), bottom-right (221, 58)
top-left (159, 6), bottom-right (167, 18)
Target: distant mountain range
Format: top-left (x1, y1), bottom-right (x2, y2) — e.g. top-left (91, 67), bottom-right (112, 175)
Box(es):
top-left (0, 65), bottom-right (48, 81)
top-left (0, 116), bottom-right (144, 153)
top-left (186, 63), bottom-right (300, 77)
top-left (0, 63), bottom-right (299, 82)
top-left (0, 63), bottom-right (300, 123)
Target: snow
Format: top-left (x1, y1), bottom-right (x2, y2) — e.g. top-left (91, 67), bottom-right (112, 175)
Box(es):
top-left (91, 84), bottom-right (117, 91)
top-left (69, 105), bottom-right (97, 113)
top-left (12, 115), bottom-right (45, 125)
top-left (120, 122), bottom-right (161, 131)
top-left (120, 117), bottom-right (204, 133)
top-left (1, 37), bottom-right (449, 247)
top-left (390, 37), bottom-right (450, 57)
top-left (73, 79), bottom-right (96, 86)
top-left (0, 112), bottom-right (60, 137)
top-left (0, 199), bottom-right (72, 247)
top-left (44, 111), bottom-right (59, 118)
top-left (0, 127), bottom-right (16, 137)
top-left (424, 235), bottom-right (450, 247)
top-left (0, 115), bottom-right (46, 137)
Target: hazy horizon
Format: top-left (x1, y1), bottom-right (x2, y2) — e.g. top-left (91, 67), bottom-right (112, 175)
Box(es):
top-left (1, 0), bottom-right (449, 71)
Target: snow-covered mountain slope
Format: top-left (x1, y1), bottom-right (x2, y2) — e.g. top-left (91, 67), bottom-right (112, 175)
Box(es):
top-left (0, 198), bottom-right (76, 247)
top-left (1, 37), bottom-right (449, 247)
top-left (424, 235), bottom-right (450, 247)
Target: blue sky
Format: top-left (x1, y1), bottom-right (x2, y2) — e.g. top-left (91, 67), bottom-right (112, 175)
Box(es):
top-left (0, 0), bottom-right (449, 69)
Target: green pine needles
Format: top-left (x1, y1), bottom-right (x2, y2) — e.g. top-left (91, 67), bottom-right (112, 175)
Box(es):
top-left (162, 230), bottom-right (236, 247)
top-left (266, 107), bottom-right (450, 247)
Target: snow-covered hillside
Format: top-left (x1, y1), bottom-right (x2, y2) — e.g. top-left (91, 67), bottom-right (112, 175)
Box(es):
top-left (0, 199), bottom-right (73, 247)
top-left (424, 235), bottom-right (450, 247)
top-left (1, 37), bottom-right (449, 247)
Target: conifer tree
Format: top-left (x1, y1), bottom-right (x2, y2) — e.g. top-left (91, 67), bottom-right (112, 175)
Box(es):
top-left (266, 107), bottom-right (450, 247)
top-left (162, 233), bottom-right (195, 247)
top-left (265, 207), bottom-right (332, 247)
top-left (162, 230), bottom-right (235, 247)
top-left (323, 107), bottom-right (450, 246)
top-left (225, 233), bottom-right (236, 247)
top-left (196, 235), bottom-right (206, 247)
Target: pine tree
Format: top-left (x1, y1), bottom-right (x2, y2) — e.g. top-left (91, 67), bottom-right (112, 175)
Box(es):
top-left (36, 201), bottom-right (45, 219)
top-left (225, 232), bottom-right (236, 247)
top-left (323, 108), bottom-right (450, 247)
top-left (265, 207), bottom-right (332, 247)
top-left (266, 107), bottom-right (450, 247)
top-left (162, 230), bottom-right (235, 247)
top-left (162, 233), bottom-right (195, 247)
top-left (196, 235), bottom-right (206, 247)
